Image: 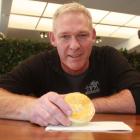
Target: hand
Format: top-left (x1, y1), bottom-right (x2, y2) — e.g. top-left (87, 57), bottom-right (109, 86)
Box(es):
top-left (28, 92), bottom-right (72, 126)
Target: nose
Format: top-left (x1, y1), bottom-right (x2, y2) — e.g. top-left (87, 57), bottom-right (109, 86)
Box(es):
top-left (69, 36), bottom-right (80, 50)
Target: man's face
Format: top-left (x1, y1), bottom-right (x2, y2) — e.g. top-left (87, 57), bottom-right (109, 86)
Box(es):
top-left (51, 12), bottom-right (96, 75)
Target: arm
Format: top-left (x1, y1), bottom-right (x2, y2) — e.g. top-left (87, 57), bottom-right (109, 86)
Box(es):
top-left (93, 89), bottom-right (136, 114)
top-left (0, 88), bottom-right (72, 126)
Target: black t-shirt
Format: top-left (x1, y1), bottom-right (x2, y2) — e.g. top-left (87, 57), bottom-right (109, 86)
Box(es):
top-left (0, 46), bottom-right (140, 113)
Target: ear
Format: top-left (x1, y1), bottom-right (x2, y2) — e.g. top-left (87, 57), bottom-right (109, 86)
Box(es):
top-left (48, 32), bottom-right (57, 47)
top-left (92, 28), bottom-right (96, 44)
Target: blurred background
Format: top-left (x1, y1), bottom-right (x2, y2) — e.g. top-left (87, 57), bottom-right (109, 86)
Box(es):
top-left (0, 0), bottom-right (140, 75)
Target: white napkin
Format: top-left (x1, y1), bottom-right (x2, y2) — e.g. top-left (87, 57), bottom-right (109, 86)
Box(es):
top-left (45, 121), bottom-right (132, 132)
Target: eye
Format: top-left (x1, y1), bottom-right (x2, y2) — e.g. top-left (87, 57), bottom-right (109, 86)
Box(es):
top-left (60, 35), bottom-right (71, 40)
top-left (78, 34), bottom-right (88, 37)
top-left (77, 33), bottom-right (89, 39)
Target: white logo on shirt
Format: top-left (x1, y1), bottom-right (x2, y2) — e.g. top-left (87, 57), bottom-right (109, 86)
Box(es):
top-left (85, 80), bottom-right (100, 95)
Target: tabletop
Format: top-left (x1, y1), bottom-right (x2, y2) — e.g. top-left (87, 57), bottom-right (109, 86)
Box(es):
top-left (0, 114), bottom-right (140, 140)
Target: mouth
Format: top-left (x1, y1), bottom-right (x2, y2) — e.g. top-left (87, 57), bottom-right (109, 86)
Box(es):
top-left (68, 53), bottom-right (82, 58)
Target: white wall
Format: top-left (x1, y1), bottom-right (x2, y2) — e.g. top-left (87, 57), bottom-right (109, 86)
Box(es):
top-left (116, 33), bottom-right (140, 50)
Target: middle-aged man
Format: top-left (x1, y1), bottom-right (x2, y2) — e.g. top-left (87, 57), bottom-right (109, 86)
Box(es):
top-left (0, 2), bottom-right (140, 127)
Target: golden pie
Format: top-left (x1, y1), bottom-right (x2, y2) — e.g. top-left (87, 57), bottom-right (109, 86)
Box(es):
top-left (65, 92), bottom-right (95, 125)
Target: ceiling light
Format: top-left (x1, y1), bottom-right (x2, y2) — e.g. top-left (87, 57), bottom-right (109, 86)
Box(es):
top-left (40, 32), bottom-right (47, 39)
top-left (0, 32), bottom-right (6, 40)
top-left (43, 3), bottom-right (62, 18)
top-left (125, 16), bottom-right (140, 28)
top-left (8, 14), bottom-right (39, 30)
top-left (36, 18), bottom-right (53, 31)
top-left (95, 24), bottom-right (119, 37)
top-left (96, 37), bottom-right (102, 44)
top-left (111, 27), bottom-right (138, 38)
top-left (101, 12), bottom-right (135, 26)
top-left (87, 8), bottom-right (109, 23)
top-left (11, 0), bottom-right (46, 16)
top-left (8, 1), bottom-right (140, 41)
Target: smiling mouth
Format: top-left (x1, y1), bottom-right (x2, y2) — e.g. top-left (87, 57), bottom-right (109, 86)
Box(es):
top-left (68, 54), bottom-right (82, 58)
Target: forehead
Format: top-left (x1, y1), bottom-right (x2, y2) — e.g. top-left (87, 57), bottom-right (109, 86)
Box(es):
top-left (54, 12), bottom-right (91, 34)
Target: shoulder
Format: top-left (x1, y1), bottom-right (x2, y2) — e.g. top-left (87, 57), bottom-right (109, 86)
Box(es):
top-left (21, 49), bottom-right (58, 67)
top-left (92, 46), bottom-right (124, 60)
top-left (8, 49), bottom-right (59, 75)
top-left (91, 46), bottom-right (120, 60)
top-left (90, 46), bottom-right (129, 71)
top-left (93, 46), bottom-right (119, 54)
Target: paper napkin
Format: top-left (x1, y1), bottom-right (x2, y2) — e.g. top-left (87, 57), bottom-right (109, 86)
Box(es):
top-left (45, 121), bottom-right (133, 132)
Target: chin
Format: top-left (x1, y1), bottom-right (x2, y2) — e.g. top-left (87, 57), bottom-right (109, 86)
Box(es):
top-left (62, 61), bottom-right (87, 74)
top-left (69, 64), bottom-right (85, 72)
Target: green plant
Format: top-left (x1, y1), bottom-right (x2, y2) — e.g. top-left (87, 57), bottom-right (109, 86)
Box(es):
top-left (120, 48), bottom-right (140, 71)
top-left (0, 39), bottom-right (53, 75)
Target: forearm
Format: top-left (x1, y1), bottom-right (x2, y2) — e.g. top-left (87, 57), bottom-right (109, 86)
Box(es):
top-left (93, 89), bottom-right (136, 114)
top-left (0, 88), bottom-right (36, 120)
top-left (0, 89), bottom-right (72, 126)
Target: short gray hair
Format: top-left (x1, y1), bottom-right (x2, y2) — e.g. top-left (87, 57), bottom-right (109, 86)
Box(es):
top-left (53, 2), bottom-right (92, 30)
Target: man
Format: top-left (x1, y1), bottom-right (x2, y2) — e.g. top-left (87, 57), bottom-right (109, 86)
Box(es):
top-left (0, 2), bottom-right (140, 127)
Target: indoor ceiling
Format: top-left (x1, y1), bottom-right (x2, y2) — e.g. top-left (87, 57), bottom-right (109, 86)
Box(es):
top-left (1, 0), bottom-right (140, 49)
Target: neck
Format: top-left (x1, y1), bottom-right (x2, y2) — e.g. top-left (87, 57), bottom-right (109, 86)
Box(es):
top-left (61, 62), bottom-right (89, 76)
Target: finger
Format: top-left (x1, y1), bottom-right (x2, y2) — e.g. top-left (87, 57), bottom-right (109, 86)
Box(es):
top-left (31, 115), bottom-right (47, 127)
top-left (47, 92), bottom-right (72, 116)
top-left (45, 100), bottom-right (71, 126)
top-left (49, 118), bottom-right (60, 126)
top-left (30, 105), bottom-right (50, 126)
top-left (54, 111), bottom-right (72, 126)
top-left (39, 106), bottom-right (61, 126)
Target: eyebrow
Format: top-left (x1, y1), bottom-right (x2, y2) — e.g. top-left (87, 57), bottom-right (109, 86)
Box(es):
top-left (58, 31), bottom-right (89, 35)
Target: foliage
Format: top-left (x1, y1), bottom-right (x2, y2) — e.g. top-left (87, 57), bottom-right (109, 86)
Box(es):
top-left (0, 39), bottom-right (53, 75)
top-left (120, 48), bottom-right (140, 71)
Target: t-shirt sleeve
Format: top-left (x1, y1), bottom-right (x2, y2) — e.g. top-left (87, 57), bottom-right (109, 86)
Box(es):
top-left (0, 53), bottom-right (46, 96)
top-left (106, 47), bottom-right (140, 114)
